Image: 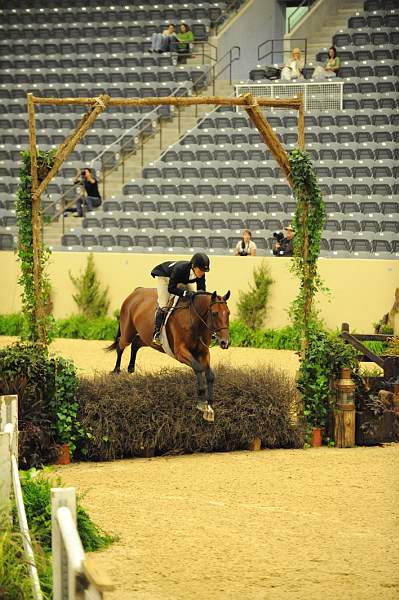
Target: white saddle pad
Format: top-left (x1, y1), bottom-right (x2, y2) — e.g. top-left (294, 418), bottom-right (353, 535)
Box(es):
top-left (159, 296), bottom-right (179, 358)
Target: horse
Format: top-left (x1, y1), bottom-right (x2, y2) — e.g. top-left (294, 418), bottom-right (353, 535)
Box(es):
top-left (106, 288), bottom-right (231, 422)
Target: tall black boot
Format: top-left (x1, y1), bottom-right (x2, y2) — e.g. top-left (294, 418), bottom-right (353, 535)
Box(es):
top-left (152, 308), bottom-right (166, 345)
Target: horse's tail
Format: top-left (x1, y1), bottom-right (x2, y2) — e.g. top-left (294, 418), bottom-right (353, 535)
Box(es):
top-left (105, 321), bottom-right (121, 352)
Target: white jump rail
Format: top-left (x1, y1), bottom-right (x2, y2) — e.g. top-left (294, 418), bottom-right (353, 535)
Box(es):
top-left (52, 487), bottom-right (115, 600)
top-left (0, 394), bottom-right (43, 600)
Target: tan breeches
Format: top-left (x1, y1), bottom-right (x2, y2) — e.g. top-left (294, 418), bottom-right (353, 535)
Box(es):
top-left (155, 277), bottom-right (195, 310)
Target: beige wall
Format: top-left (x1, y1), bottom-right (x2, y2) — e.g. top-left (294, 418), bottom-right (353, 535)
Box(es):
top-left (0, 251), bottom-right (397, 331)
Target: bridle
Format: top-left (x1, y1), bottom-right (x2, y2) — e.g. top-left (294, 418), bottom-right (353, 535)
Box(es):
top-left (189, 296), bottom-right (229, 344)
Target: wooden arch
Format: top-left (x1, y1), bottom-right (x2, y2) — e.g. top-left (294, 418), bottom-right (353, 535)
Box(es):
top-left (27, 92), bottom-right (305, 343)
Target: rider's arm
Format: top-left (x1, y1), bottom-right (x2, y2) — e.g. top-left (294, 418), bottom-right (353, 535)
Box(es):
top-left (168, 265), bottom-right (187, 297)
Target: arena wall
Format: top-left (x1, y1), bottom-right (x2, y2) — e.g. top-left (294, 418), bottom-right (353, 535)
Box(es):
top-left (0, 251), bottom-right (397, 331)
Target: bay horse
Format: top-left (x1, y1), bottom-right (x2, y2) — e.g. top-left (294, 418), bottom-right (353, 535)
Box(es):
top-left (107, 288), bottom-right (231, 421)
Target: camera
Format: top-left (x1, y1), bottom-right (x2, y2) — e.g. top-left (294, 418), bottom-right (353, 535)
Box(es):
top-left (239, 250), bottom-right (249, 256)
top-left (273, 231), bottom-right (284, 243)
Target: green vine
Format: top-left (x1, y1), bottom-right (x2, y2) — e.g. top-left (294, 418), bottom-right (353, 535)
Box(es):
top-left (288, 148), bottom-right (327, 341)
top-left (16, 149), bottom-right (56, 346)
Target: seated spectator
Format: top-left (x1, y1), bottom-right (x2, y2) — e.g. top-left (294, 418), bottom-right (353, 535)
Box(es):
top-left (313, 46), bottom-right (340, 80)
top-left (272, 225), bottom-right (295, 257)
top-left (150, 23), bottom-right (178, 54)
top-left (234, 229), bottom-right (257, 256)
top-left (74, 167), bottom-right (101, 217)
top-left (176, 22), bottom-right (194, 64)
top-left (280, 48), bottom-right (304, 81)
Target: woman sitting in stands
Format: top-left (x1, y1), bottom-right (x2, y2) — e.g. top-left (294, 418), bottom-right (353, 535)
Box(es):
top-left (150, 23), bottom-right (178, 54)
top-left (176, 22), bottom-right (194, 64)
top-left (234, 230), bottom-right (257, 257)
top-left (313, 46), bottom-right (340, 80)
top-left (280, 48), bottom-right (305, 81)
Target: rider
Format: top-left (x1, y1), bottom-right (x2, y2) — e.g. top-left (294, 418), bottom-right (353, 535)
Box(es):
top-left (150, 252), bottom-right (210, 345)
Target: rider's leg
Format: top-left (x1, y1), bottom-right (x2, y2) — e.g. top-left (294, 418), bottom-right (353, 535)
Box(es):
top-left (153, 277), bottom-right (169, 344)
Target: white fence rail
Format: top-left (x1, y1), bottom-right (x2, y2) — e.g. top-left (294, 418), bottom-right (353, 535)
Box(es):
top-left (235, 81), bottom-right (344, 111)
top-left (52, 486), bottom-right (115, 599)
top-left (0, 394), bottom-right (43, 600)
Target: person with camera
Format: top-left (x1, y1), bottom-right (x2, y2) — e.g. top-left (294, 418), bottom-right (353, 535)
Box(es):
top-left (234, 229), bottom-right (257, 257)
top-left (74, 167), bottom-right (102, 217)
top-left (272, 225), bottom-right (295, 257)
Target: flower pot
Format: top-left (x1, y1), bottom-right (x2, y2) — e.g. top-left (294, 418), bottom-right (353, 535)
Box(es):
top-left (56, 443), bottom-right (71, 465)
top-left (310, 427), bottom-right (323, 447)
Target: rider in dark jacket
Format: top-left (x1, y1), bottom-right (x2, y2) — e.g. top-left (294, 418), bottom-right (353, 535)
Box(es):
top-left (151, 253), bottom-right (210, 344)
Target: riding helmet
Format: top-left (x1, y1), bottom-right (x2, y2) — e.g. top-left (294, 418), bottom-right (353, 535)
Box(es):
top-left (191, 252), bottom-right (210, 272)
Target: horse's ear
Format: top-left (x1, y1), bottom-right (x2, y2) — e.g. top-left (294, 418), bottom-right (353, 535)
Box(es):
top-left (211, 291), bottom-right (217, 300)
top-left (223, 290), bottom-right (231, 301)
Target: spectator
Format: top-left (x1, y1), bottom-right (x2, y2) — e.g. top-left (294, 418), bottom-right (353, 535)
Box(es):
top-left (313, 46), bottom-right (340, 80)
top-left (234, 229), bottom-right (257, 256)
top-left (74, 167), bottom-right (101, 217)
top-left (272, 225), bottom-right (295, 257)
top-left (150, 23), bottom-right (177, 54)
top-left (280, 48), bottom-right (304, 81)
top-left (176, 22), bottom-right (194, 64)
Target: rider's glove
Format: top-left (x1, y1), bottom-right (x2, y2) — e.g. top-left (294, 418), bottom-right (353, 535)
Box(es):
top-left (184, 290), bottom-right (195, 300)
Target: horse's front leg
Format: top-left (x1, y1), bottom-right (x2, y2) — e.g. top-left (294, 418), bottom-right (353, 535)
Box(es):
top-left (192, 358), bottom-right (214, 422)
top-left (205, 365), bottom-right (215, 406)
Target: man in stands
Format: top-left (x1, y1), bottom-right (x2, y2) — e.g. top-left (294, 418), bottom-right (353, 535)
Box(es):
top-left (74, 167), bottom-right (102, 217)
top-left (272, 225), bottom-right (295, 256)
top-left (150, 253), bottom-right (210, 344)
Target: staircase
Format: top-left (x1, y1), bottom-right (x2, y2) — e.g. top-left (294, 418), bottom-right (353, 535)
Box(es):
top-left (307, 2), bottom-right (364, 62)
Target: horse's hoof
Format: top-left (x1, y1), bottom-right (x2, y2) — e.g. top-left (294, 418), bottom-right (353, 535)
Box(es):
top-left (127, 368), bottom-right (134, 374)
top-left (196, 402), bottom-right (208, 412)
top-left (112, 369), bottom-right (120, 374)
top-left (203, 406), bottom-right (215, 423)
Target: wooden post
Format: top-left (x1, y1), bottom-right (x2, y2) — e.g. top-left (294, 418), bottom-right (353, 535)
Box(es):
top-left (27, 93), bottom-right (46, 344)
top-left (242, 93), bottom-right (292, 184)
top-left (33, 95), bottom-right (111, 200)
top-left (334, 369), bottom-right (356, 448)
top-left (52, 487), bottom-right (80, 600)
top-left (0, 395), bottom-right (18, 458)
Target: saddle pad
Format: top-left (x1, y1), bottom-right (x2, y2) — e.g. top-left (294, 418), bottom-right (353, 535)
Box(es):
top-left (160, 295), bottom-right (179, 358)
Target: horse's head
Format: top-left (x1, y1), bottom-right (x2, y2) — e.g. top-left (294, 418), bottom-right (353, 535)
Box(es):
top-left (210, 290), bottom-right (230, 349)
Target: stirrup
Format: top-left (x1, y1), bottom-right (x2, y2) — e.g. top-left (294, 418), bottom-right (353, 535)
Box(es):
top-left (152, 332), bottom-right (162, 345)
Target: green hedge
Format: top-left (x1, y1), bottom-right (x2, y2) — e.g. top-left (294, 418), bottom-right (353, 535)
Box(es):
top-left (0, 313), bottom-right (390, 353)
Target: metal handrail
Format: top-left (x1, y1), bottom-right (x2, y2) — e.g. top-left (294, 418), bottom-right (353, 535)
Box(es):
top-left (213, 0), bottom-right (247, 35)
top-left (257, 37), bottom-right (308, 65)
top-left (287, 0), bottom-right (319, 33)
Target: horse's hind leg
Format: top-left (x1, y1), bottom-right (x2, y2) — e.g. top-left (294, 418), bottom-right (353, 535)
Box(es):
top-left (127, 334), bottom-right (144, 373)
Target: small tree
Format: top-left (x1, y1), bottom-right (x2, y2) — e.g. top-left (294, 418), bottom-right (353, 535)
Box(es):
top-left (237, 261), bottom-right (274, 329)
top-left (69, 253), bottom-right (110, 318)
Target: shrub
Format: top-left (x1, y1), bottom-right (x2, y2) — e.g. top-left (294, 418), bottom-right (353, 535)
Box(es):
top-left (76, 365), bottom-right (304, 461)
top-left (0, 313), bottom-right (25, 336)
top-left (236, 261), bottom-right (274, 329)
top-left (229, 320), bottom-right (300, 350)
top-left (0, 342), bottom-right (83, 467)
top-left (54, 314), bottom-right (117, 340)
top-left (69, 253), bottom-right (110, 318)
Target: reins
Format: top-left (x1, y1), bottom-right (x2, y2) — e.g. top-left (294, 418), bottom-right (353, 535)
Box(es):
top-left (167, 293), bottom-right (228, 347)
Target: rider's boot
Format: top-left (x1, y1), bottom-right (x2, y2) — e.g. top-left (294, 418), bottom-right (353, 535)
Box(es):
top-left (152, 307), bottom-right (166, 345)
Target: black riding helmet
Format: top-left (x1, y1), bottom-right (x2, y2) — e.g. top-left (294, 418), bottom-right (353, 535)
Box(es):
top-left (191, 252), bottom-right (210, 272)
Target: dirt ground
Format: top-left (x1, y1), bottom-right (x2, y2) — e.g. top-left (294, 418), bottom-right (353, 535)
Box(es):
top-left (2, 336), bottom-right (395, 599)
top-left (56, 446), bottom-right (399, 600)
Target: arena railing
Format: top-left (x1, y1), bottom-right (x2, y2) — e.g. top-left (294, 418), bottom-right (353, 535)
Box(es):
top-left (257, 37), bottom-right (308, 65)
top-left (287, 0), bottom-right (320, 33)
top-left (0, 395), bottom-right (43, 600)
top-left (235, 81), bottom-right (344, 112)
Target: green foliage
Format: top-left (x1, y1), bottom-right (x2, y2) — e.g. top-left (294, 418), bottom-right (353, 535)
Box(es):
top-left (296, 328), bottom-right (358, 428)
top-left (229, 320), bottom-right (300, 350)
top-left (236, 261), bottom-right (274, 329)
top-left (69, 253), bottom-right (110, 318)
top-left (288, 148), bottom-right (327, 341)
top-left (16, 148), bottom-right (57, 345)
top-left (0, 524), bottom-right (52, 600)
top-left (0, 313), bottom-right (25, 336)
top-left (55, 314), bottom-right (118, 340)
top-left (0, 342), bottom-right (83, 466)
top-left (19, 468), bottom-right (115, 554)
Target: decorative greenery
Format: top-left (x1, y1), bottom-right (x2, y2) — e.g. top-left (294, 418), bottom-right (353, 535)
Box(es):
top-left (288, 148), bottom-right (327, 344)
top-left (296, 329), bottom-right (358, 429)
top-left (0, 342), bottom-right (84, 467)
top-left (16, 148), bottom-right (57, 346)
top-left (229, 320), bottom-right (300, 350)
top-left (69, 253), bottom-right (110, 319)
top-left (236, 261), bottom-right (274, 329)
